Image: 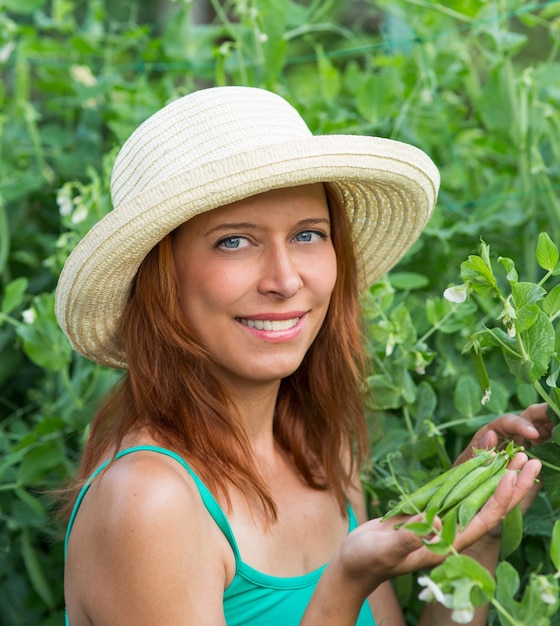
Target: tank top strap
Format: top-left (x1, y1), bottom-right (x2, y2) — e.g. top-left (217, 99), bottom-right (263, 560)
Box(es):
top-left (64, 445), bottom-right (241, 565)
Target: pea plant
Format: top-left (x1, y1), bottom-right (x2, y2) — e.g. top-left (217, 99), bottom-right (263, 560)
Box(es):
top-left (406, 232), bottom-right (560, 624)
top-left (447, 233), bottom-right (560, 498)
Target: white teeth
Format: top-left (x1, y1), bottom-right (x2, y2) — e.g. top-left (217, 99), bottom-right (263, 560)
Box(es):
top-left (239, 317), bottom-right (299, 331)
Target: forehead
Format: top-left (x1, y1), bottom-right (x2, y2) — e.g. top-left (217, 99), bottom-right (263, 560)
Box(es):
top-left (177, 183), bottom-right (329, 236)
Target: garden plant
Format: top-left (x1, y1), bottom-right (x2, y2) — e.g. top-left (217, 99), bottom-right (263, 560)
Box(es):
top-left (1, 0), bottom-right (560, 624)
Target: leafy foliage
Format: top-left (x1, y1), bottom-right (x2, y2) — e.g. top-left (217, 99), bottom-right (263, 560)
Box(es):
top-left (1, 0), bottom-right (560, 623)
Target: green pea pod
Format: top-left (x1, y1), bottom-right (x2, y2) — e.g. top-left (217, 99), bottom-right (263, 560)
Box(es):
top-left (382, 471), bottom-right (449, 520)
top-left (500, 504), bottom-right (523, 559)
top-left (458, 468), bottom-right (508, 531)
top-left (439, 452), bottom-right (509, 514)
top-left (424, 451), bottom-right (494, 514)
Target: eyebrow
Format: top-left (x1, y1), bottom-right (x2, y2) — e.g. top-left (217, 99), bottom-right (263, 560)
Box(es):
top-left (203, 218), bottom-right (331, 237)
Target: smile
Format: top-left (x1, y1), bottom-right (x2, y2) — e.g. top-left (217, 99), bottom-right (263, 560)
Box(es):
top-left (237, 317), bottom-right (300, 331)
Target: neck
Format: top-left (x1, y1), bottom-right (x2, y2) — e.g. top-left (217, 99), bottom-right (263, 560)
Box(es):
top-left (221, 377), bottom-right (281, 452)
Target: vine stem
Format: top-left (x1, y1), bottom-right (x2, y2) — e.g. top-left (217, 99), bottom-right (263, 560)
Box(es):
top-left (61, 366), bottom-right (83, 409)
top-left (490, 598), bottom-right (523, 626)
top-left (533, 379), bottom-right (560, 419)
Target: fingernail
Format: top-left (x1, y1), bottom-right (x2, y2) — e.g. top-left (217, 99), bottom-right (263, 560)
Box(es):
top-left (526, 425), bottom-right (539, 434)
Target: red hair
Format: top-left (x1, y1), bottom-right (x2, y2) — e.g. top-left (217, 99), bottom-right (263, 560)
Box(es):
top-left (70, 185), bottom-right (368, 520)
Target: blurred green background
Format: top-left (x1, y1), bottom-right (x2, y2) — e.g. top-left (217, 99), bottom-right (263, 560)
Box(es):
top-left (1, 0), bottom-right (560, 623)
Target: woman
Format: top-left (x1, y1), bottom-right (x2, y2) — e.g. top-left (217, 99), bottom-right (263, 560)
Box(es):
top-left (56, 86), bottom-right (549, 625)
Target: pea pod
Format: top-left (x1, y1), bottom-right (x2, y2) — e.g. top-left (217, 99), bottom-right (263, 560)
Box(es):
top-left (500, 504), bottom-right (523, 559)
top-left (382, 471), bottom-right (449, 520)
top-left (457, 468), bottom-right (509, 530)
top-left (383, 449), bottom-right (493, 521)
top-left (424, 452), bottom-right (494, 513)
top-left (438, 452), bottom-right (509, 514)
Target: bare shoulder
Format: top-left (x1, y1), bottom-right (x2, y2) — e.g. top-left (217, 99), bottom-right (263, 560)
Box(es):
top-left (66, 450), bottom-right (229, 625)
top-left (87, 449), bottom-right (204, 523)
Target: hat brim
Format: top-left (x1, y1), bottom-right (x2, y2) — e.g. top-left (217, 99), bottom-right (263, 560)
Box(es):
top-left (55, 134), bottom-right (439, 368)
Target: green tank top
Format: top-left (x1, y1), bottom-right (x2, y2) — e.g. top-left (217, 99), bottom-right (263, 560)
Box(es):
top-left (65, 445), bottom-right (376, 626)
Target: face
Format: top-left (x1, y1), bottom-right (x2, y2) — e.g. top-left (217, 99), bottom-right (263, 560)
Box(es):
top-left (171, 184), bottom-right (337, 390)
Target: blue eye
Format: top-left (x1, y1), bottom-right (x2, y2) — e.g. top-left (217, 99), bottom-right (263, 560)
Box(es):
top-left (217, 236), bottom-right (248, 250)
top-left (294, 230), bottom-right (324, 243)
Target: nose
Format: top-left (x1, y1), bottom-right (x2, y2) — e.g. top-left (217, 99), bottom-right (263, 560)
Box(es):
top-left (257, 243), bottom-right (304, 298)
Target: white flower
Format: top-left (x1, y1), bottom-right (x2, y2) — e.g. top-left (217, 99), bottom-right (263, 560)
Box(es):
top-left (418, 576), bottom-right (452, 606)
top-left (536, 576), bottom-right (557, 605)
top-left (443, 284), bottom-right (468, 303)
top-left (57, 190), bottom-right (73, 217)
top-left (71, 206), bottom-right (88, 224)
top-left (451, 607), bottom-right (475, 624)
top-left (258, 32), bottom-right (268, 42)
top-left (22, 308), bottom-right (36, 324)
top-left (70, 64), bottom-right (97, 87)
top-left (499, 300), bottom-right (517, 321)
top-left (0, 42), bottom-right (15, 63)
top-left (541, 591), bottom-right (556, 605)
top-left (385, 333), bottom-right (396, 357)
top-left (480, 387), bottom-right (492, 405)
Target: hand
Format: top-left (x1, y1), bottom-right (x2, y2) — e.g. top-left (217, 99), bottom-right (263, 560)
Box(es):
top-left (454, 403), bottom-right (552, 466)
top-left (453, 402), bottom-right (551, 531)
top-left (334, 454), bottom-right (541, 598)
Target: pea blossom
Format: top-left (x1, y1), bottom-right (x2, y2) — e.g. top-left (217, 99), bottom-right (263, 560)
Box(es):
top-left (443, 284), bottom-right (468, 303)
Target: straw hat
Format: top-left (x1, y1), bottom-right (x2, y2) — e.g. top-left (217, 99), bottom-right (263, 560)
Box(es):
top-left (55, 86), bottom-right (440, 369)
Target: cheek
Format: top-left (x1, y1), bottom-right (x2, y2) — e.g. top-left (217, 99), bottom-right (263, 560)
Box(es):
top-left (317, 249), bottom-right (338, 299)
top-left (177, 262), bottom-right (246, 321)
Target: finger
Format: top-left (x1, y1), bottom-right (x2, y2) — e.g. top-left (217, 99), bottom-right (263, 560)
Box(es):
top-left (487, 414), bottom-right (541, 440)
top-left (507, 451), bottom-right (529, 471)
top-left (466, 414), bottom-right (545, 455)
top-left (520, 403), bottom-right (554, 441)
top-left (520, 402), bottom-right (548, 423)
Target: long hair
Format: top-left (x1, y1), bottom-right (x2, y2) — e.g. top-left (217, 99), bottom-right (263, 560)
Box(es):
top-left (67, 185), bottom-right (368, 520)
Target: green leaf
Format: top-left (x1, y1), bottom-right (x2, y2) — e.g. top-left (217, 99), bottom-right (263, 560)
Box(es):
top-left (15, 293), bottom-right (72, 371)
top-left (258, 0), bottom-right (289, 83)
top-left (424, 538), bottom-right (453, 555)
top-left (551, 521), bottom-right (560, 572)
top-left (454, 375), bottom-right (483, 418)
top-left (389, 272), bottom-right (430, 290)
top-left (431, 554), bottom-right (496, 597)
top-left (414, 382), bottom-right (437, 425)
top-left (441, 511), bottom-right (457, 546)
top-left (531, 441), bottom-right (560, 507)
top-left (498, 256), bottom-right (518, 283)
top-left (367, 374), bottom-right (401, 409)
top-left (496, 561), bottom-right (520, 615)
top-left (536, 232), bottom-right (559, 271)
top-left (316, 46), bottom-right (340, 100)
top-left (17, 441), bottom-right (66, 486)
top-left (1, 277), bottom-right (28, 315)
top-left (553, 424), bottom-right (560, 446)
top-left (477, 62), bottom-right (514, 133)
top-left (543, 284), bottom-right (560, 317)
top-left (460, 254), bottom-right (498, 296)
top-left (511, 282), bottom-right (546, 332)
top-left (3, 0), bottom-right (45, 13)
top-left (404, 521), bottom-right (433, 535)
top-left (21, 528), bottom-right (54, 609)
top-left (521, 309), bottom-right (556, 380)
top-left (0, 196), bottom-right (8, 275)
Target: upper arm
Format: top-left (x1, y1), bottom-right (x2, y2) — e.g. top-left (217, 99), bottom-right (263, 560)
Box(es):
top-left (65, 454), bottom-right (228, 626)
top-left (348, 466), bottom-right (406, 626)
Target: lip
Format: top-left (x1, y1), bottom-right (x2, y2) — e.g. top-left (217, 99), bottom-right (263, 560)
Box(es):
top-left (237, 311), bottom-right (308, 321)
